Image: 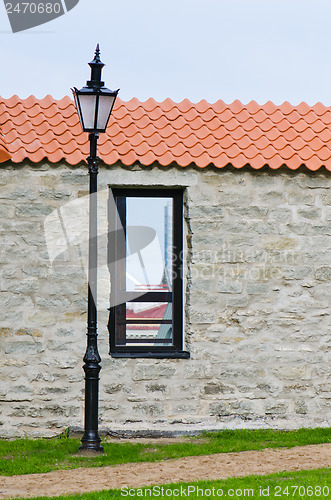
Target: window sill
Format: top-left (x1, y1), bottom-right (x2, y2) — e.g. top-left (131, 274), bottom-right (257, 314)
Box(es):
top-left (110, 350), bottom-right (190, 359)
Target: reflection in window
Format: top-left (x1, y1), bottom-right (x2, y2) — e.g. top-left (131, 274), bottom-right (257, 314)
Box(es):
top-left (108, 189), bottom-right (187, 358)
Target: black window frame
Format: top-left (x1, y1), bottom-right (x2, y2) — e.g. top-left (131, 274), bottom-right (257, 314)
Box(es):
top-left (107, 187), bottom-right (189, 358)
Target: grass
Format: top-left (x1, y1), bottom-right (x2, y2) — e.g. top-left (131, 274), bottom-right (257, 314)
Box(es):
top-left (19, 469), bottom-right (331, 499)
top-left (0, 427), bottom-right (330, 476)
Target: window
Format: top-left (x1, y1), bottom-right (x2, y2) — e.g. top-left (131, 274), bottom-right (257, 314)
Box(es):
top-left (107, 188), bottom-right (189, 358)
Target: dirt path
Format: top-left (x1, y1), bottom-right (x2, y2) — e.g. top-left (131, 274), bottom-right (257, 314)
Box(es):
top-left (0, 444), bottom-right (330, 499)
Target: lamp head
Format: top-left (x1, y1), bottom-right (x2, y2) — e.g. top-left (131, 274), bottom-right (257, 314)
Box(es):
top-left (72, 44), bottom-right (119, 134)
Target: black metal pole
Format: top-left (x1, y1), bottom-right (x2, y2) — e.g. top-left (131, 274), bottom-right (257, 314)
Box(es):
top-left (79, 132), bottom-right (103, 452)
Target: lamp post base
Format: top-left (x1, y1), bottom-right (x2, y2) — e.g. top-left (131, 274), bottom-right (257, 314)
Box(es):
top-left (79, 431), bottom-right (104, 453)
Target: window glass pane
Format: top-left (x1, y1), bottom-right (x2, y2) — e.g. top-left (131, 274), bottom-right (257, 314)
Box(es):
top-left (126, 302), bottom-right (173, 346)
top-left (125, 197), bottom-right (173, 293)
top-left (126, 301), bottom-right (172, 322)
top-left (115, 302), bottom-right (172, 346)
top-left (124, 328), bottom-right (172, 346)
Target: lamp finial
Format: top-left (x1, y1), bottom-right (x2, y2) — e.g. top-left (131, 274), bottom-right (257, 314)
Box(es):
top-left (87, 44), bottom-right (105, 89)
top-left (95, 44), bottom-right (101, 62)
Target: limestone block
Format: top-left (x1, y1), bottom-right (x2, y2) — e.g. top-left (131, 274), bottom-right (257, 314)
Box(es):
top-left (184, 364), bottom-right (213, 379)
top-left (209, 402), bottom-right (230, 416)
top-left (104, 383), bottom-right (123, 394)
top-left (189, 311), bottom-right (216, 324)
top-left (132, 364), bottom-right (176, 381)
top-left (264, 402), bottom-right (288, 415)
top-left (297, 208), bottom-right (321, 220)
top-left (203, 382), bottom-right (235, 394)
top-left (173, 403), bottom-right (198, 414)
top-left (145, 384), bottom-right (168, 394)
top-left (247, 283), bottom-right (269, 295)
top-left (274, 366), bottom-right (312, 381)
top-left (5, 341), bottom-right (44, 354)
top-left (133, 403), bottom-right (165, 417)
top-left (295, 400), bottom-right (308, 414)
top-left (53, 357), bottom-right (79, 369)
top-left (39, 187), bottom-right (72, 200)
top-left (315, 267), bottom-right (331, 280)
top-left (15, 203), bottom-right (54, 217)
top-left (187, 205), bottom-right (223, 220)
top-left (217, 281), bottom-right (243, 293)
top-left (260, 236), bottom-right (298, 250)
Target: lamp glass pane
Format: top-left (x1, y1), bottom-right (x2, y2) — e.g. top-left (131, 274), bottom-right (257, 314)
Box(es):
top-left (96, 95), bottom-right (116, 130)
top-left (73, 93), bottom-right (84, 130)
top-left (78, 94), bottom-right (97, 130)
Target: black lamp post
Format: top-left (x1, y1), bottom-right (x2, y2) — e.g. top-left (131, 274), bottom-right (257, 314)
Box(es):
top-left (72, 45), bottom-right (119, 452)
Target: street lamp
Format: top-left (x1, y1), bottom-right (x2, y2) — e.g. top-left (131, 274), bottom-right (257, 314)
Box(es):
top-left (72, 45), bottom-right (119, 452)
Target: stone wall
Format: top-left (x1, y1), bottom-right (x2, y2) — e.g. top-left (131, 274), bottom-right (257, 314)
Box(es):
top-left (0, 162), bottom-right (330, 437)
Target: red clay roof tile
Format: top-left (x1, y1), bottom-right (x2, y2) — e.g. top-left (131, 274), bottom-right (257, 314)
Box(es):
top-left (312, 102), bottom-right (327, 116)
top-left (175, 124), bottom-right (194, 139)
top-left (174, 99), bottom-right (191, 113)
top-left (158, 151), bottom-right (175, 166)
top-left (296, 102), bottom-right (311, 116)
top-left (125, 97), bottom-right (140, 112)
top-left (0, 140), bottom-right (10, 162)
top-left (1, 96), bottom-right (331, 171)
top-left (143, 98), bottom-right (158, 112)
top-left (310, 120), bottom-right (326, 134)
top-left (159, 98), bottom-right (175, 113)
top-left (319, 128), bottom-right (331, 142)
top-left (316, 145), bottom-right (331, 161)
top-left (223, 117), bottom-right (239, 131)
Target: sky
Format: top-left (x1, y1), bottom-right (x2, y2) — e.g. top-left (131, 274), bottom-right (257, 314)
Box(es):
top-left (1, 0), bottom-right (331, 105)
